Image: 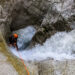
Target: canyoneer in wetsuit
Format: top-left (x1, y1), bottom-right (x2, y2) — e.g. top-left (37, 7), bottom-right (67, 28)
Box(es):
top-left (9, 34), bottom-right (18, 50)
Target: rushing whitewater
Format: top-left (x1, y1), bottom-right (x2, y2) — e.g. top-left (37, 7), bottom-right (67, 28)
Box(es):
top-left (10, 26), bottom-right (75, 61)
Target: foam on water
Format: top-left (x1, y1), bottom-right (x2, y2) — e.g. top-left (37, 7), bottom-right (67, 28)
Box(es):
top-left (13, 26), bottom-right (36, 49)
top-left (10, 26), bottom-right (75, 61)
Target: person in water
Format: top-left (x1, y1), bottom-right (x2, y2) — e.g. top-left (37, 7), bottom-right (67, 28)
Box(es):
top-left (9, 33), bottom-right (18, 50)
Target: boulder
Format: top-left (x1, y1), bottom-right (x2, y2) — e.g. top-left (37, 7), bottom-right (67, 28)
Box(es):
top-left (30, 20), bottom-right (72, 46)
top-left (30, 27), bottom-right (56, 46)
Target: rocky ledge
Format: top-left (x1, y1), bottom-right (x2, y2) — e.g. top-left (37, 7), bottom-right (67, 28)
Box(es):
top-left (0, 33), bottom-right (29, 75)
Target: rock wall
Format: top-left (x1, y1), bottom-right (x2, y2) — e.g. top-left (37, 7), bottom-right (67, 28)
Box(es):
top-left (0, 0), bottom-right (75, 31)
top-left (36, 59), bottom-right (75, 75)
top-left (10, 0), bottom-right (75, 30)
top-left (41, 0), bottom-right (75, 26)
top-left (0, 0), bottom-right (74, 41)
top-left (23, 59), bottom-right (75, 75)
top-left (0, 0), bottom-right (15, 39)
top-left (1, 1), bottom-right (75, 75)
top-left (1, 31), bottom-right (75, 75)
top-left (30, 20), bottom-right (71, 46)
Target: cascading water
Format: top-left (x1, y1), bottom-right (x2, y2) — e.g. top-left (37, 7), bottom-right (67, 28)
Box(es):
top-left (13, 26), bottom-right (36, 50)
top-left (10, 26), bottom-right (75, 61)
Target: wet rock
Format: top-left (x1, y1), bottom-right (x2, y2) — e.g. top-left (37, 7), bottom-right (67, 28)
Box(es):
top-left (30, 27), bottom-right (56, 46)
top-left (0, 0), bottom-right (75, 36)
top-left (26, 59), bottom-right (75, 75)
top-left (0, 31), bottom-right (28, 74)
top-left (0, 52), bottom-right (18, 75)
top-left (0, 24), bottom-right (11, 40)
top-left (52, 19), bottom-right (72, 31)
top-left (10, 0), bottom-right (75, 31)
top-left (30, 20), bottom-right (71, 46)
top-left (0, 0), bottom-right (73, 44)
top-left (1, 1), bottom-right (75, 75)
top-left (41, 0), bottom-right (75, 26)
top-left (10, 0), bottom-right (44, 31)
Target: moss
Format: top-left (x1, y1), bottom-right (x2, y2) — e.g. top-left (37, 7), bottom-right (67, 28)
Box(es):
top-left (0, 33), bottom-right (29, 75)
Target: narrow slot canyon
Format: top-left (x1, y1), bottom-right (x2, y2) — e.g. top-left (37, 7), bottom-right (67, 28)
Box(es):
top-left (0, 0), bottom-right (75, 75)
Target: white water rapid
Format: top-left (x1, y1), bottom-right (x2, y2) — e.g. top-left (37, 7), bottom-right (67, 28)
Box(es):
top-left (10, 26), bottom-right (75, 61)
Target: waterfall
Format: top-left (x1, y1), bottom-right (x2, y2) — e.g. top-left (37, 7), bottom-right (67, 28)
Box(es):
top-left (10, 26), bottom-right (75, 61)
top-left (13, 26), bottom-right (36, 50)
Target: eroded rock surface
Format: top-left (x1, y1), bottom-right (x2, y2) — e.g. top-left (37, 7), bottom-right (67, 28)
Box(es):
top-left (0, 0), bottom-right (75, 31)
top-left (0, 33), bottom-right (29, 75)
top-left (1, 0), bottom-right (75, 75)
top-left (0, 33), bottom-right (18, 75)
top-left (0, 0), bottom-right (74, 44)
top-left (0, 53), bottom-right (18, 75)
top-left (37, 59), bottom-right (75, 75)
top-left (30, 20), bottom-right (71, 46)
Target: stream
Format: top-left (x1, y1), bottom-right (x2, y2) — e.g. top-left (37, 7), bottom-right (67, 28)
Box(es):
top-left (10, 26), bottom-right (75, 61)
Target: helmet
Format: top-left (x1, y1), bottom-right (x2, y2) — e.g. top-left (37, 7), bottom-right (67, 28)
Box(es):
top-left (13, 34), bottom-right (18, 38)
